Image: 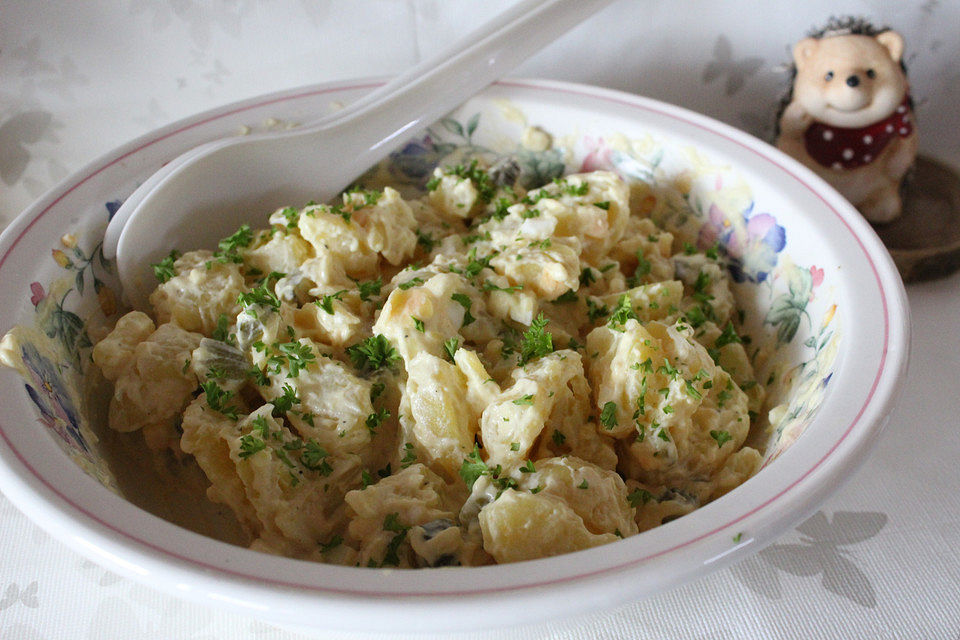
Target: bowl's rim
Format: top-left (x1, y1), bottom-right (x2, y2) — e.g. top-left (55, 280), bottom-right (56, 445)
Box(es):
top-left (0, 76), bottom-right (910, 630)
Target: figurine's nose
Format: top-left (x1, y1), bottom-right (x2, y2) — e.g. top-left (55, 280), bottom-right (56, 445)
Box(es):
top-left (846, 75), bottom-right (860, 88)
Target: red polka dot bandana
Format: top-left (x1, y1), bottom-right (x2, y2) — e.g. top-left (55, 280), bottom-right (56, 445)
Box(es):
top-left (803, 96), bottom-right (913, 170)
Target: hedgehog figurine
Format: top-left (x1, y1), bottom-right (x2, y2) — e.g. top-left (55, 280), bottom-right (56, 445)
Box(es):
top-left (775, 17), bottom-right (918, 224)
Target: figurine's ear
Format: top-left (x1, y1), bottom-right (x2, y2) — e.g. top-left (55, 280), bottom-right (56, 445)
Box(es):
top-left (875, 30), bottom-right (905, 63)
top-left (792, 38), bottom-right (819, 70)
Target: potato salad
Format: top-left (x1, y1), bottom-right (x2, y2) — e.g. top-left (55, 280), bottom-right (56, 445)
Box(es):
top-left (92, 162), bottom-right (764, 567)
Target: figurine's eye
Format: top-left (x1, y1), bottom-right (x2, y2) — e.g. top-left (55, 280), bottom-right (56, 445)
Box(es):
top-left (824, 71), bottom-right (834, 81)
top-left (866, 68), bottom-right (877, 79)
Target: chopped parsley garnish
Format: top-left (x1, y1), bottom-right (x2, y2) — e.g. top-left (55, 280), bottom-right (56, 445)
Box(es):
top-left (579, 267), bottom-right (597, 288)
top-left (237, 285), bottom-right (281, 312)
top-left (346, 334), bottom-right (400, 373)
top-left (551, 429), bottom-right (566, 445)
top-left (594, 200), bottom-right (611, 210)
top-left (443, 337), bottom-right (460, 362)
top-left (556, 178), bottom-right (589, 196)
top-left (238, 434), bottom-right (266, 458)
top-left (400, 442), bottom-right (417, 468)
top-left (201, 381), bottom-right (239, 420)
top-left (398, 276), bottom-right (425, 290)
top-left (416, 229), bottom-right (437, 252)
top-left (463, 248), bottom-right (494, 278)
top-left (459, 445), bottom-right (489, 489)
top-left (300, 440), bottom-right (333, 475)
top-left (271, 384), bottom-right (300, 416)
top-left (586, 298), bottom-right (609, 322)
top-left (520, 460), bottom-right (536, 473)
top-left (628, 250), bottom-right (652, 287)
top-left (658, 361), bottom-right (679, 378)
top-left (480, 280), bottom-right (523, 294)
top-left (450, 293), bottom-right (475, 327)
top-left (517, 313), bottom-right (554, 366)
top-left (608, 294), bottom-right (638, 329)
top-left (715, 322), bottom-right (743, 349)
top-left (267, 341), bottom-right (315, 377)
top-left (212, 313), bottom-right (234, 344)
top-left (599, 401), bottom-right (619, 430)
top-left (151, 249), bottom-right (180, 283)
top-left (412, 316), bottom-right (425, 333)
top-left (279, 206), bottom-right (299, 228)
top-left (552, 289), bottom-right (579, 304)
top-left (462, 232), bottom-right (488, 245)
top-left (361, 469), bottom-right (374, 488)
top-left (450, 160), bottom-right (496, 203)
top-left (365, 407), bottom-right (391, 434)
top-left (317, 289), bottom-right (347, 314)
top-left (381, 513), bottom-right (409, 567)
top-left (248, 366), bottom-right (270, 386)
top-left (319, 535), bottom-right (343, 553)
top-left (692, 270), bottom-right (713, 303)
top-left (213, 225), bottom-right (253, 264)
top-left (512, 394), bottom-right (535, 406)
top-left (627, 488), bottom-right (654, 507)
top-left (577, 479), bottom-right (589, 490)
top-left (710, 429), bottom-right (733, 448)
top-left (355, 277), bottom-right (383, 302)
top-left (684, 305), bottom-right (709, 329)
top-left (488, 197), bottom-right (512, 222)
top-left (347, 187), bottom-right (382, 208)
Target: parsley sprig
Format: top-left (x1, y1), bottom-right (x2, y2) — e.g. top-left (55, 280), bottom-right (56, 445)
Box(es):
top-left (201, 380), bottom-right (240, 420)
top-left (458, 444), bottom-right (521, 496)
top-left (151, 249), bottom-right (181, 283)
top-left (213, 225), bottom-right (253, 264)
top-left (517, 313), bottom-right (554, 366)
top-left (346, 334), bottom-right (400, 373)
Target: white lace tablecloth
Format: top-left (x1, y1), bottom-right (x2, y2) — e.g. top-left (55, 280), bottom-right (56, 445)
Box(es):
top-left (2, 1), bottom-right (959, 638)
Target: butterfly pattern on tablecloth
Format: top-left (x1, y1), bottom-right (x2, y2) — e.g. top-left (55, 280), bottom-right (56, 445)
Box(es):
top-left (732, 510), bottom-right (888, 607)
top-left (0, 111), bottom-right (54, 186)
top-left (0, 581), bottom-right (39, 610)
top-left (702, 35), bottom-right (765, 96)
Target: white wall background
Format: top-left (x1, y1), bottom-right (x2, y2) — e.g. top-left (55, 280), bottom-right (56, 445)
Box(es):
top-left (2, 0), bottom-right (958, 226)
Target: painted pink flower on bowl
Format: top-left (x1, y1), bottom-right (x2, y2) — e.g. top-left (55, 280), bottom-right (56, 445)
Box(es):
top-left (29, 282), bottom-right (45, 307)
top-left (580, 136), bottom-right (617, 173)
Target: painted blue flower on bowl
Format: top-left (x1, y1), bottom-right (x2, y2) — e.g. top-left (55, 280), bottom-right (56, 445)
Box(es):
top-left (388, 135), bottom-right (456, 183)
top-left (698, 202), bottom-right (786, 283)
top-left (20, 342), bottom-right (87, 453)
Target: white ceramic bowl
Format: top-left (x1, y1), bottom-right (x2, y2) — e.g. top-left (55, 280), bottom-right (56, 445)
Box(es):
top-left (0, 78), bottom-right (908, 633)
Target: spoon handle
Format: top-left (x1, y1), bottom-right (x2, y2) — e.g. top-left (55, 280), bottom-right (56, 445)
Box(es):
top-left (296, 0), bottom-right (616, 173)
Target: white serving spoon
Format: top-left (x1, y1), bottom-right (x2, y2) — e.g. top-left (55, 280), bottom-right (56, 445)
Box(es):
top-left (104, 0), bottom-right (615, 310)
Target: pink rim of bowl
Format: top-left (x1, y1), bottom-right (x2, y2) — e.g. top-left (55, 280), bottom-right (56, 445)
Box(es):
top-left (0, 78), bottom-right (909, 633)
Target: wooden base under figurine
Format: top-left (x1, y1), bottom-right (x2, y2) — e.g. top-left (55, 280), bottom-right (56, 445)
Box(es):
top-left (874, 155), bottom-right (960, 282)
